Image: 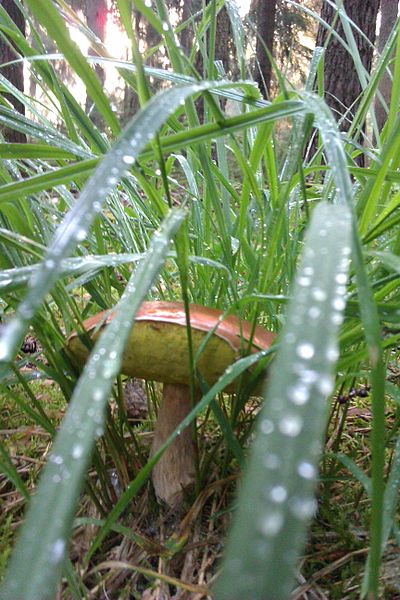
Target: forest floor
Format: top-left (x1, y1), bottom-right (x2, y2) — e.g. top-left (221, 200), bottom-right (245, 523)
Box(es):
top-left (1, 363), bottom-right (400, 599)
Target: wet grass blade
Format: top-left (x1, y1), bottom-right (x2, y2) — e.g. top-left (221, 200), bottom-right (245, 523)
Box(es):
top-left (214, 201), bottom-right (352, 600)
top-left (0, 253), bottom-right (146, 293)
top-left (0, 209), bottom-right (184, 600)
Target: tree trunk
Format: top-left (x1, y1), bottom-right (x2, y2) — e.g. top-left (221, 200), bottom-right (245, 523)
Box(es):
top-left (85, 0), bottom-right (107, 124)
top-left (180, 0), bottom-right (202, 58)
top-left (254, 0), bottom-right (277, 98)
top-left (214, 5), bottom-right (232, 75)
top-left (0, 0), bottom-right (26, 142)
top-left (316, 0), bottom-right (380, 131)
top-left (375, 0), bottom-right (399, 132)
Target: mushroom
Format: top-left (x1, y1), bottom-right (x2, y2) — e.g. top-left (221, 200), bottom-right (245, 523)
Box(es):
top-left (67, 301), bottom-right (275, 506)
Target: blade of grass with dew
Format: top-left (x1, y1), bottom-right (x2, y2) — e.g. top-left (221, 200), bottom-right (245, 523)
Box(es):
top-left (0, 79), bottom-right (254, 374)
top-left (213, 201), bottom-right (352, 600)
top-left (0, 253), bottom-right (146, 293)
top-left (0, 208), bottom-right (184, 600)
top-left (0, 99), bottom-right (304, 205)
top-left (0, 143), bottom-right (83, 160)
top-left (305, 91), bottom-right (387, 599)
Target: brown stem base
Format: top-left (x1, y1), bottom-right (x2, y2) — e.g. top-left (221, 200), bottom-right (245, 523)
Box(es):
top-left (150, 383), bottom-right (196, 506)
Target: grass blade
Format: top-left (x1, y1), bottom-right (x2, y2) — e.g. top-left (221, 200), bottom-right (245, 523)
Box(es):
top-left (0, 209), bottom-right (184, 600)
top-left (214, 201), bottom-right (352, 600)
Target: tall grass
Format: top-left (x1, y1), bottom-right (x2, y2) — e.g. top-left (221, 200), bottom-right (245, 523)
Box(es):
top-left (0, 0), bottom-right (399, 598)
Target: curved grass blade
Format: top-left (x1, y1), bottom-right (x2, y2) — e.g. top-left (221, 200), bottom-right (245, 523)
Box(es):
top-left (0, 253), bottom-right (146, 293)
top-left (214, 201), bottom-right (352, 600)
top-left (0, 208), bottom-right (184, 600)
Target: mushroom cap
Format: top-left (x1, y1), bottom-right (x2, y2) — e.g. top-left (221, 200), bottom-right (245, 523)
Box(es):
top-left (67, 301), bottom-right (275, 392)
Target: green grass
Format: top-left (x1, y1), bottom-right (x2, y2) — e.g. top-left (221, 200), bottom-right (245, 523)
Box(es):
top-left (0, 0), bottom-right (400, 598)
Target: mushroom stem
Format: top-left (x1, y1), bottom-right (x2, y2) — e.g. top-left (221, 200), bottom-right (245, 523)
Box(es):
top-left (150, 383), bottom-right (197, 506)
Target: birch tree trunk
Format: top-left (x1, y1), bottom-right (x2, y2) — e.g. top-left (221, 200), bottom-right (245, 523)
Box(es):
top-left (0, 0), bottom-right (26, 142)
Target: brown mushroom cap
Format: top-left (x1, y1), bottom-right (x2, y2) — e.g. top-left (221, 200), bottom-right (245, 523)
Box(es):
top-left (67, 301), bottom-right (275, 392)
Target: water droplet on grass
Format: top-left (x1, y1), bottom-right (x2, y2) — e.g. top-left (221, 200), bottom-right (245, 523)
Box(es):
top-left (308, 306), bottom-right (320, 319)
top-left (296, 343), bottom-right (314, 359)
top-left (279, 415), bottom-right (303, 437)
top-left (260, 419), bottom-right (274, 434)
top-left (270, 485), bottom-right (288, 503)
top-left (49, 539), bottom-right (65, 564)
top-left (318, 375), bottom-right (334, 395)
top-left (290, 384), bottom-right (309, 405)
top-left (263, 453), bottom-right (280, 469)
top-left (312, 288), bottom-right (327, 302)
top-left (258, 512), bottom-right (284, 536)
top-left (326, 345), bottom-right (339, 362)
top-left (289, 496), bottom-right (317, 520)
top-left (123, 155), bottom-right (135, 165)
top-left (335, 273), bottom-right (347, 285)
top-left (72, 444), bottom-right (84, 459)
top-left (75, 229), bottom-right (86, 241)
top-left (297, 461), bottom-right (316, 480)
top-left (332, 297), bottom-right (346, 311)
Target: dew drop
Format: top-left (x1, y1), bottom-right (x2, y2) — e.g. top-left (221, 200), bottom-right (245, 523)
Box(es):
top-left (289, 384), bottom-right (309, 405)
top-left (318, 375), bottom-right (334, 395)
top-left (312, 288), bottom-right (327, 302)
top-left (263, 453), bottom-right (281, 470)
top-left (49, 539), bottom-right (65, 564)
top-left (123, 154), bottom-right (135, 165)
top-left (335, 272), bottom-right (347, 285)
top-left (279, 415), bottom-right (303, 437)
top-left (299, 369), bottom-right (318, 384)
top-left (297, 276), bottom-right (311, 287)
top-left (332, 297), bottom-right (346, 311)
top-left (285, 332), bottom-right (296, 344)
top-left (308, 306), bottom-right (320, 319)
top-left (72, 444), bottom-right (84, 459)
top-left (95, 426), bottom-right (104, 438)
top-left (331, 312), bottom-right (344, 326)
top-left (297, 461), bottom-right (316, 480)
top-left (289, 496), bottom-right (317, 520)
top-left (270, 485), bottom-right (288, 503)
top-left (326, 345), bottom-right (339, 362)
top-left (260, 419), bottom-right (274, 434)
top-left (75, 228), bottom-right (86, 242)
top-left (296, 343), bottom-right (314, 359)
top-left (258, 512), bottom-right (284, 536)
